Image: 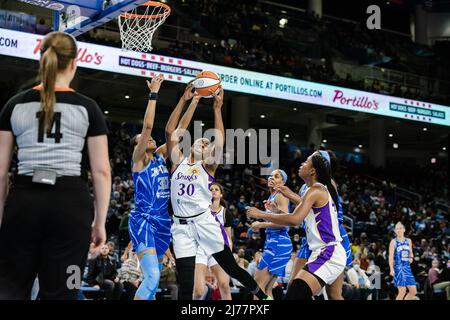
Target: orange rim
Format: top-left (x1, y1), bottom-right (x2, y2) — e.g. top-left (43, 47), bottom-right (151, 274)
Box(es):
top-left (120, 1), bottom-right (171, 19)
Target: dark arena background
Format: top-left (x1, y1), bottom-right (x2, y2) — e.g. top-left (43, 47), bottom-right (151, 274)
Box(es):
top-left (0, 0), bottom-right (449, 314)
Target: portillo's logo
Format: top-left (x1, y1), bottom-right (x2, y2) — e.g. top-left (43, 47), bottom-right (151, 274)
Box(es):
top-left (332, 89), bottom-right (379, 111)
top-left (34, 39), bottom-right (104, 66)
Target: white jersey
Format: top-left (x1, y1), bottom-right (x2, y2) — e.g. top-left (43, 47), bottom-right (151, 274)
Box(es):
top-left (211, 206), bottom-right (225, 225)
top-left (170, 158), bottom-right (213, 218)
top-left (304, 183), bottom-right (342, 251)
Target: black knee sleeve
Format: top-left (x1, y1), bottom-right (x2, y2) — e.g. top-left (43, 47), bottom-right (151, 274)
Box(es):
top-left (284, 279), bottom-right (313, 300)
top-left (175, 256), bottom-right (195, 300)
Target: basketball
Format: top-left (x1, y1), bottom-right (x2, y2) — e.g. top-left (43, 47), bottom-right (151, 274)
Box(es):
top-left (192, 71), bottom-right (222, 97)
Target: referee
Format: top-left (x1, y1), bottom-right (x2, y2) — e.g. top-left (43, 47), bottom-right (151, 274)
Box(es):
top-left (0, 32), bottom-right (111, 299)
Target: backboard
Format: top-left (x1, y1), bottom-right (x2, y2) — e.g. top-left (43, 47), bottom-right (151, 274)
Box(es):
top-left (15, 0), bottom-right (150, 37)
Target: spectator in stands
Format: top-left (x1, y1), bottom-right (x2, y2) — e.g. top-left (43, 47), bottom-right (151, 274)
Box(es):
top-left (118, 210), bottom-right (130, 250)
top-left (428, 259), bottom-right (450, 300)
top-left (354, 242), bottom-right (369, 259)
top-left (445, 244), bottom-right (450, 260)
top-left (107, 241), bottom-right (120, 269)
top-left (159, 256), bottom-right (178, 300)
top-left (372, 79), bottom-right (381, 92)
top-left (366, 253), bottom-right (379, 275)
top-left (346, 258), bottom-right (371, 300)
top-left (87, 244), bottom-right (124, 300)
top-left (246, 231), bottom-right (263, 256)
top-left (360, 254), bottom-right (369, 271)
top-left (235, 248), bottom-right (249, 269)
top-left (119, 254), bottom-right (142, 300)
top-left (236, 195), bottom-right (249, 214)
top-left (291, 233), bottom-right (302, 252)
top-left (247, 251), bottom-right (262, 278)
top-left (35, 18), bottom-right (51, 35)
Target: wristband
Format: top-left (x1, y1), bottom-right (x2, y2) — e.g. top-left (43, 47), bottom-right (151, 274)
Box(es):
top-left (149, 92), bottom-right (158, 100)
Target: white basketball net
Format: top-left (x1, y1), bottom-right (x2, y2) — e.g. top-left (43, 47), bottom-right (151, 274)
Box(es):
top-left (118, 1), bottom-right (170, 52)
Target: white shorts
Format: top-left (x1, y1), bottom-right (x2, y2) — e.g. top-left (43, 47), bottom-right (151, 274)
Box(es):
top-left (171, 211), bottom-right (230, 259)
top-left (305, 243), bottom-right (346, 285)
top-left (195, 246), bottom-right (218, 267)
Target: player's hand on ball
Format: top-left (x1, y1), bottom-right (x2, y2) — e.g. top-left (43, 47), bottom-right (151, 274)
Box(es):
top-left (147, 74), bottom-right (164, 93)
top-left (191, 93), bottom-right (202, 104)
top-left (246, 207), bottom-right (260, 219)
top-left (182, 81), bottom-right (196, 101)
top-left (210, 86), bottom-right (224, 110)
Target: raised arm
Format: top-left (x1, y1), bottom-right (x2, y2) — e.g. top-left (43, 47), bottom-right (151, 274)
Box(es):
top-left (165, 83), bottom-right (196, 170)
top-left (157, 94), bottom-right (201, 158)
top-left (132, 76), bottom-right (163, 166)
top-left (204, 87), bottom-right (224, 174)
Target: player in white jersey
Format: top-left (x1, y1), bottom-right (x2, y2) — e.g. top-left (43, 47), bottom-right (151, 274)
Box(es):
top-left (166, 85), bottom-right (270, 300)
top-left (276, 150), bottom-right (350, 300)
top-left (193, 182), bottom-right (233, 300)
top-left (247, 151), bottom-right (346, 300)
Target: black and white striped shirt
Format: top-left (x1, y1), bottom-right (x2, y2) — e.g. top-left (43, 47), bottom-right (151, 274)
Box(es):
top-left (0, 86), bottom-right (108, 177)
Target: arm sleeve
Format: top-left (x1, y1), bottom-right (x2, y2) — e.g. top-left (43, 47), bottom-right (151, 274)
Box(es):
top-left (0, 99), bottom-right (16, 131)
top-left (87, 100), bottom-right (109, 137)
top-left (224, 208), bottom-right (233, 228)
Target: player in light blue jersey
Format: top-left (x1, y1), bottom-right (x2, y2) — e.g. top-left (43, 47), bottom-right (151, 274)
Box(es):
top-left (251, 169), bottom-right (292, 299)
top-left (389, 222), bottom-right (417, 300)
top-left (128, 76), bottom-right (201, 300)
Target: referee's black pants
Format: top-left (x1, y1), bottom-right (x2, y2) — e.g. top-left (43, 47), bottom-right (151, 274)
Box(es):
top-left (0, 176), bottom-right (94, 300)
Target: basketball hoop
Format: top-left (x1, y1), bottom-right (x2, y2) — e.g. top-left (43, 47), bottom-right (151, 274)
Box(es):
top-left (118, 1), bottom-right (171, 52)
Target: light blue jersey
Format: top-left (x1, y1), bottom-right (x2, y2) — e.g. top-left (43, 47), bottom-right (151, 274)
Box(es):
top-left (257, 193), bottom-right (292, 277)
top-left (393, 238), bottom-right (416, 287)
top-left (128, 153), bottom-right (171, 257)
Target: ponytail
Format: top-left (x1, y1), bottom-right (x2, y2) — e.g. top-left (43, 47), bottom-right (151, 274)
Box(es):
top-left (38, 32), bottom-right (77, 133)
top-left (40, 46), bottom-right (58, 133)
top-left (220, 198), bottom-right (228, 209)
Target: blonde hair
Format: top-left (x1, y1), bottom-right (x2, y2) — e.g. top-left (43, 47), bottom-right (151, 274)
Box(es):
top-left (395, 221), bottom-right (405, 229)
top-left (39, 32), bottom-right (77, 132)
